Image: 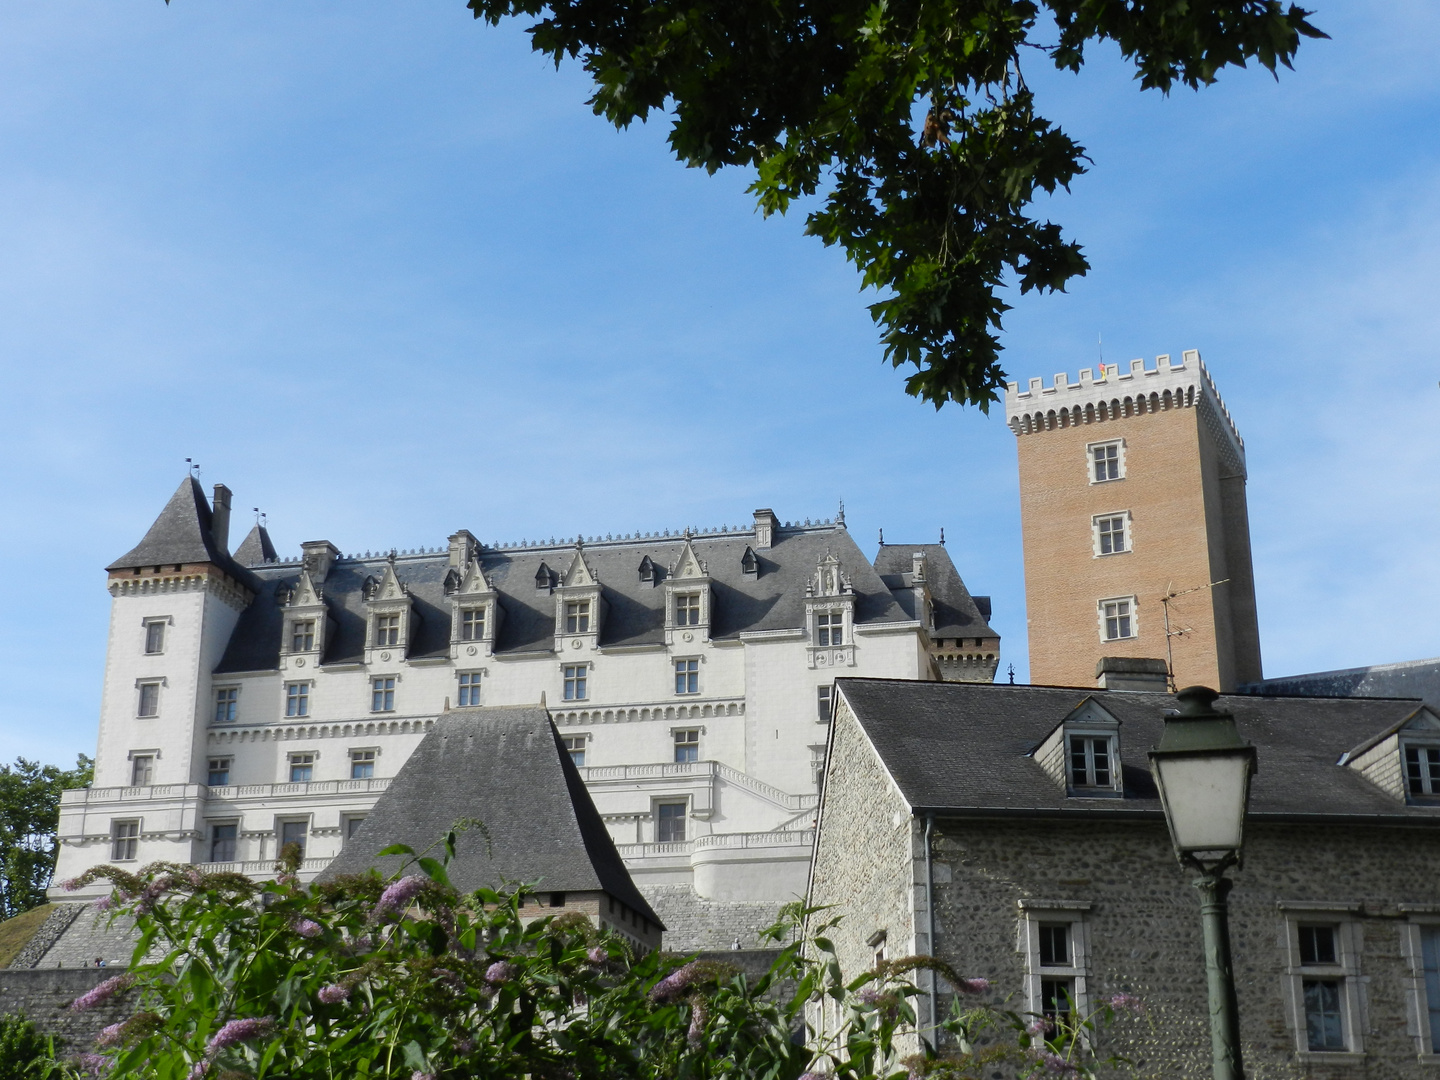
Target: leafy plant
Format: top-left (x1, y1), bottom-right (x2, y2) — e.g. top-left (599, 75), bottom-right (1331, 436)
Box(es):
top-left (0, 756), bottom-right (93, 919)
top-left (466, 0), bottom-right (1324, 408)
top-left (59, 833), bottom-right (1134, 1079)
top-left (0, 1012), bottom-right (63, 1080)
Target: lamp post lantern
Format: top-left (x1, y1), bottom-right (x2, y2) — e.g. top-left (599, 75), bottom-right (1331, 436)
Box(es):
top-left (1149, 686), bottom-right (1257, 1080)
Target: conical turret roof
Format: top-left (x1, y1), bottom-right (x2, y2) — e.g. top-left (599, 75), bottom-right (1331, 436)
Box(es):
top-left (234, 524), bottom-right (278, 566)
top-left (106, 476), bottom-right (255, 586)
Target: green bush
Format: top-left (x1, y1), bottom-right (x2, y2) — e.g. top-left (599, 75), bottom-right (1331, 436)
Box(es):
top-left (0, 1012), bottom-right (59, 1080)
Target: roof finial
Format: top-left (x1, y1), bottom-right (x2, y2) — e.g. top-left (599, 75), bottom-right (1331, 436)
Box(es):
top-left (185, 457), bottom-right (200, 478)
top-left (836, 499), bottom-right (845, 526)
top-left (939, 527), bottom-right (945, 546)
top-left (878, 527), bottom-right (884, 546)
top-left (1008, 663), bottom-right (1016, 685)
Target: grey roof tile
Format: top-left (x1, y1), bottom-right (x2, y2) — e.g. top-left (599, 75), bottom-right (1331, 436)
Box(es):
top-left (320, 705), bottom-right (661, 926)
top-left (107, 477), bottom-right (258, 588)
top-left (872, 543), bottom-right (995, 638)
top-left (835, 679), bottom-right (1440, 822)
top-left (234, 525), bottom-right (277, 567)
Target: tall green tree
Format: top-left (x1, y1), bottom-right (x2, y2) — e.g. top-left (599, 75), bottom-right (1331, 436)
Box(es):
top-left (467, 0), bottom-right (1324, 408)
top-left (0, 756), bottom-right (93, 919)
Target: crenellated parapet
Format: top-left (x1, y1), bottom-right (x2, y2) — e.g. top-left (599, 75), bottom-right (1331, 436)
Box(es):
top-left (1003, 349), bottom-right (1245, 475)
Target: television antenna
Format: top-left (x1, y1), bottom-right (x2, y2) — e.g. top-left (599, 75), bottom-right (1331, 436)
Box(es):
top-left (1160, 579), bottom-right (1229, 692)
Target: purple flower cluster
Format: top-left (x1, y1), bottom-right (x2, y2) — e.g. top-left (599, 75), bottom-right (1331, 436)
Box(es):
top-left (1107, 992), bottom-right (1145, 1014)
top-left (686, 999), bottom-right (709, 1045)
top-left (96, 1022), bottom-right (126, 1048)
top-left (955, 977), bottom-right (991, 994)
top-left (411, 1073), bottom-right (436, 1080)
top-left (60, 877), bottom-right (83, 892)
top-left (317, 984), bottom-right (351, 1004)
top-left (373, 876), bottom-right (426, 919)
top-left (70, 975), bottom-right (134, 1012)
top-left (206, 1017), bottom-right (276, 1053)
top-left (134, 874), bottom-right (176, 916)
top-left (587, 945), bottom-right (608, 965)
top-left (1036, 1049), bottom-right (1080, 1075)
top-left (291, 918), bottom-right (322, 939)
top-left (485, 961), bottom-right (516, 985)
top-left (73, 1052), bottom-right (111, 1076)
top-left (649, 961), bottom-right (700, 1003)
top-left (187, 1062), bottom-right (211, 1080)
top-left (92, 895), bottom-right (115, 913)
top-left (857, 987), bottom-right (882, 1005)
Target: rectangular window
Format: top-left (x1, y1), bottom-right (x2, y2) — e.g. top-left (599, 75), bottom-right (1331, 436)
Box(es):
top-left (1303, 980), bottom-right (1345, 1051)
top-left (817, 684), bottom-right (833, 722)
top-left (461, 608), bottom-right (486, 642)
top-left (350, 749), bottom-right (376, 780)
top-left (1101, 598), bottom-right (1134, 641)
top-left (371, 677), bottom-right (396, 712)
top-left (289, 753), bottom-right (315, 783)
top-left (810, 745), bottom-right (827, 786)
top-left (291, 620), bottom-right (315, 652)
top-left (674, 658), bottom-right (699, 695)
top-left (1040, 978), bottom-right (1075, 1028)
top-left (375, 613), bottom-right (401, 647)
top-left (286, 682), bottom-right (310, 718)
top-left (562, 735), bottom-right (586, 767)
top-left (1039, 923), bottom-right (1070, 967)
top-left (656, 801), bottom-right (687, 843)
top-left (111, 820), bottom-right (139, 862)
top-left (209, 822), bottom-right (237, 863)
top-left (1289, 921), bottom-right (1356, 1053)
top-left (1095, 514), bottom-right (1128, 555)
top-left (563, 664), bottom-right (587, 701)
top-left (1022, 908), bottom-right (1089, 1031)
top-left (207, 758), bottom-right (231, 787)
top-left (1067, 736), bottom-right (1113, 789)
top-left (1421, 926), bottom-right (1440, 1052)
top-left (137, 681), bottom-right (161, 718)
top-left (1091, 441), bottom-right (1122, 482)
top-left (144, 620), bottom-right (166, 654)
top-left (346, 816), bottom-right (366, 840)
top-left (279, 820), bottom-right (308, 859)
top-left (816, 612), bottom-right (844, 647)
top-left (1406, 745), bottom-right (1440, 796)
top-left (457, 671), bottom-right (482, 707)
top-left (675, 594), bottom-right (701, 626)
top-left (130, 755), bottom-right (154, 787)
top-left (674, 729), bottom-right (700, 763)
top-left (565, 600), bottom-right (591, 634)
top-left (214, 687), bottom-right (238, 724)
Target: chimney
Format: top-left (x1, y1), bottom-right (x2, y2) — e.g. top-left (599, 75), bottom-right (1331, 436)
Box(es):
top-left (448, 530), bottom-right (479, 568)
top-left (753, 509), bottom-right (779, 550)
top-left (1096, 657), bottom-right (1169, 693)
top-left (301, 540), bottom-right (341, 584)
top-left (211, 484), bottom-right (232, 554)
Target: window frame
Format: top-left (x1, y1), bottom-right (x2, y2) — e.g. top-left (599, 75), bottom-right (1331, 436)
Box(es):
top-left (457, 670), bottom-right (483, 708)
top-left (654, 799), bottom-right (688, 843)
top-left (290, 619), bottom-right (316, 653)
top-left (1279, 905), bottom-right (1365, 1058)
top-left (1019, 901), bottom-right (1092, 1029)
top-left (1098, 596), bottom-right (1137, 642)
top-left (1403, 742), bottom-right (1440, 800)
top-left (562, 663), bottom-right (588, 702)
top-left (371, 676), bottom-right (397, 713)
top-left (1065, 731), bottom-right (1121, 796)
top-left (673, 728), bottom-right (700, 764)
top-left (815, 610), bottom-right (845, 647)
top-left (136, 679), bottom-right (162, 718)
top-left (460, 607), bottom-right (486, 642)
top-left (213, 686), bottom-right (239, 724)
top-left (565, 600), bottom-right (592, 635)
top-left (674, 657), bottom-right (700, 696)
top-left (207, 821), bottom-right (238, 863)
top-left (130, 754), bottom-right (155, 787)
top-left (562, 733), bottom-right (588, 768)
top-left (206, 757), bottom-right (232, 787)
top-left (277, 819), bottom-right (309, 860)
top-left (817, 683), bottom-right (834, 723)
top-left (111, 820), bottom-right (140, 862)
top-left (349, 748), bottom-right (377, 780)
top-left (288, 752), bottom-right (316, 784)
top-left (674, 593), bottom-right (702, 627)
top-left (285, 681), bottom-right (311, 718)
top-left (1087, 439), bottom-right (1125, 484)
top-left (143, 618), bottom-right (167, 655)
top-left (1092, 512), bottom-right (1131, 557)
top-left (1401, 912), bottom-right (1440, 1057)
top-left (374, 613), bottom-right (401, 648)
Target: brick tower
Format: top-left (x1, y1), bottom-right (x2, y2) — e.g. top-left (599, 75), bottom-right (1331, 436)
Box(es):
top-left (1004, 350), bottom-right (1261, 691)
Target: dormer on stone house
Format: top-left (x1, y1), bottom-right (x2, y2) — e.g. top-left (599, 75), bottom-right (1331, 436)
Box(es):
top-left (278, 570), bottom-right (333, 672)
top-left (364, 556), bottom-right (416, 664)
top-left (1341, 707), bottom-right (1440, 804)
top-left (447, 558), bottom-right (503, 660)
top-left (805, 552), bottom-right (855, 670)
top-left (1031, 697), bottom-right (1124, 799)
top-left (554, 545), bottom-right (605, 653)
top-left (664, 537), bottom-right (712, 647)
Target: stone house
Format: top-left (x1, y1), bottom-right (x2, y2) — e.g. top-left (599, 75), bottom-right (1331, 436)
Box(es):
top-left (809, 678), bottom-right (1440, 1077)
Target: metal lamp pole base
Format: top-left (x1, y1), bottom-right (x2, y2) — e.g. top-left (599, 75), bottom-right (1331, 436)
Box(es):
top-left (1187, 854), bottom-right (1245, 1080)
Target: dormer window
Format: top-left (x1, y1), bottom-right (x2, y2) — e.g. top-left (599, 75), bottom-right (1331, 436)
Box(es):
top-left (291, 620), bottom-right (316, 652)
top-left (1405, 744), bottom-right (1440, 797)
top-left (375, 614), bottom-right (401, 647)
top-left (1068, 735), bottom-right (1113, 789)
top-left (535, 563), bottom-right (555, 592)
top-left (566, 601), bottom-right (591, 634)
top-left (675, 594), bottom-right (701, 627)
top-left (1033, 699), bottom-right (1123, 798)
top-left (461, 609), bottom-right (485, 642)
top-left (740, 547), bottom-right (758, 575)
top-left (638, 555), bottom-right (656, 583)
top-left (816, 612), bottom-right (844, 647)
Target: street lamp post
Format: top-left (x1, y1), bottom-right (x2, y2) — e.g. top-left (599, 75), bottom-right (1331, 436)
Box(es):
top-left (1148, 686), bottom-right (1258, 1080)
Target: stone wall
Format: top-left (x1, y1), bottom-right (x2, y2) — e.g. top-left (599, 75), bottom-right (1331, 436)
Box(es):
top-left (12, 904), bottom-right (139, 971)
top-left (0, 968), bottom-right (129, 1051)
top-left (644, 885), bottom-right (785, 952)
top-left (928, 817), bottom-right (1440, 1080)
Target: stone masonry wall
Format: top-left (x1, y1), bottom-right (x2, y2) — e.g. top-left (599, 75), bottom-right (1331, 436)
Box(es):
top-left (0, 968), bottom-right (129, 1052)
top-left (644, 885), bottom-right (786, 952)
top-left (930, 817), bottom-right (1440, 1080)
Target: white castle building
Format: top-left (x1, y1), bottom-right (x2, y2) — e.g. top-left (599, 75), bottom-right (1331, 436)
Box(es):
top-left (53, 477), bottom-right (999, 945)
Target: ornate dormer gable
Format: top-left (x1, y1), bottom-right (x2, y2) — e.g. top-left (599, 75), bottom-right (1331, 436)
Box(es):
top-left (364, 556), bottom-right (416, 663)
top-left (664, 537), bottom-right (712, 647)
top-left (278, 569), bottom-right (334, 671)
top-left (1030, 698), bottom-right (1124, 798)
top-left (1342, 706), bottom-right (1440, 804)
top-left (449, 558), bottom-right (503, 660)
top-left (554, 544), bottom-right (605, 653)
top-left (804, 552), bottom-right (856, 670)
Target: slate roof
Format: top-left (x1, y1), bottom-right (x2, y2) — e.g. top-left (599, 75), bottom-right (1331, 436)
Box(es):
top-left (321, 705), bottom-right (662, 925)
top-left (834, 678), bottom-right (1440, 823)
top-left (216, 525), bottom-right (909, 674)
top-left (1239, 657), bottom-right (1440, 711)
top-left (873, 543), bottom-right (995, 638)
top-left (234, 524), bottom-right (277, 567)
top-left (107, 477), bottom-right (258, 587)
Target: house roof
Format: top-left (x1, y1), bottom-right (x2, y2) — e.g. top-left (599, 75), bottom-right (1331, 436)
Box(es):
top-left (872, 543), bottom-right (995, 638)
top-left (234, 524), bottom-right (277, 567)
top-left (216, 524), bottom-right (911, 673)
top-left (321, 705), bottom-right (662, 926)
top-left (1240, 656), bottom-right (1440, 711)
top-left (106, 476), bottom-right (257, 587)
top-left (833, 678), bottom-right (1440, 823)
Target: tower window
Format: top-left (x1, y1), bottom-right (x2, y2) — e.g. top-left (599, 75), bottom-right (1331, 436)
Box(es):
top-left (563, 664), bottom-right (588, 701)
top-left (350, 749), bottom-right (376, 780)
top-left (1094, 514), bottom-right (1128, 556)
top-left (461, 608), bottom-right (486, 642)
top-left (675, 594), bottom-right (701, 626)
top-left (816, 612), bottom-right (844, 647)
top-left (130, 755), bottom-right (154, 787)
top-left (458, 671), bottom-right (482, 707)
top-left (371, 677), bottom-right (396, 712)
top-left (208, 822), bottom-right (237, 863)
top-left (143, 620), bottom-right (166, 655)
top-left (674, 728), bottom-right (700, 763)
top-left (291, 620), bottom-right (316, 652)
top-left (375, 614), bottom-right (401, 647)
top-left (285, 682), bottom-right (310, 718)
top-left (674, 659), bottom-right (699, 695)
top-left (214, 687), bottom-right (238, 724)
top-left (562, 734), bottom-right (587, 767)
top-left (1090, 440), bottom-right (1123, 483)
top-left (655, 801), bottom-right (687, 842)
top-left (137, 681), bottom-right (161, 718)
top-left (207, 757), bottom-right (231, 786)
top-left (279, 820), bottom-right (308, 859)
top-left (1100, 598), bottom-right (1135, 641)
top-left (288, 753), bottom-right (315, 783)
top-left (565, 601), bottom-right (591, 634)
top-left (111, 820), bottom-right (139, 862)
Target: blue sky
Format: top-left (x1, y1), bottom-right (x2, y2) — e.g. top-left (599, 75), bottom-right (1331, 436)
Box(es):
top-left (3, 1), bottom-right (1438, 766)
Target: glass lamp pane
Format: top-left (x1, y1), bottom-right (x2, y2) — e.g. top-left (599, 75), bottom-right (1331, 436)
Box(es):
top-left (1154, 753), bottom-right (1250, 851)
